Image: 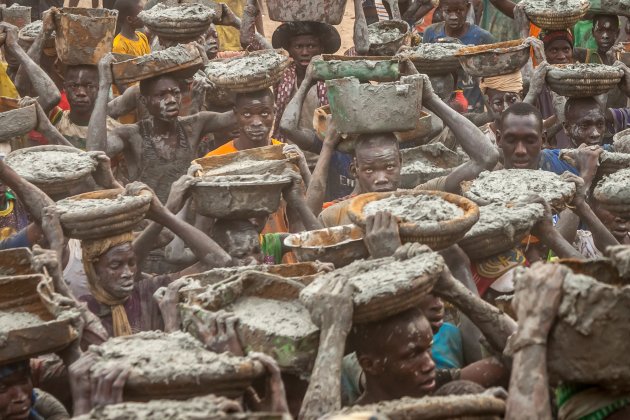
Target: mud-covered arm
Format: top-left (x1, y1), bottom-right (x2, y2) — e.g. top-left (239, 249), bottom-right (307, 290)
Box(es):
top-left (505, 263), bottom-right (566, 420)
top-left (193, 110), bottom-right (238, 138)
top-left (432, 265), bottom-right (518, 355)
top-left (278, 62), bottom-right (323, 154)
top-left (421, 75), bottom-right (500, 194)
top-left (19, 98), bottom-right (73, 147)
top-left (0, 159), bottom-right (54, 224)
top-left (353, 0), bottom-right (370, 55)
top-left (87, 54), bottom-right (116, 152)
top-left (402, 0), bottom-right (434, 23)
top-left (131, 180), bottom-right (232, 269)
top-left (305, 119), bottom-right (341, 216)
top-left (299, 279), bottom-right (354, 420)
top-left (107, 85), bottom-right (139, 119)
top-left (240, 0), bottom-right (272, 50)
top-left (164, 201), bottom-right (198, 266)
top-left (2, 21), bottom-right (60, 113)
top-left (530, 196), bottom-right (583, 259)
top-left (284, 171), bottom-right (323, 231)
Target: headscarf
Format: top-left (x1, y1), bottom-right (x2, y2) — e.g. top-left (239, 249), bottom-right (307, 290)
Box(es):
top-left (479, 70), bottom-right (524, 95)
top-left (539, 29), bottom-right (574, 48)
top-left (81, 232), bottom-right (135, 337)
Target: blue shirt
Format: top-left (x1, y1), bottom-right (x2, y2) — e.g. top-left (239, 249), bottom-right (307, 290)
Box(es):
top-left (432, 322), bottom-right (464, 369)
top-left (422, 22), bottom-right (496, 45)
top-left (539, 146), bottom-right (614, 176)
top-left (313, 139), bottom-right (355, 201)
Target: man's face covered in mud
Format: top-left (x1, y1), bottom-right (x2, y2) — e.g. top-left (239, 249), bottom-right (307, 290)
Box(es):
top-left (143, 75), bottom-right (182, 121)
top-left (94, 243), bottom-right (138, 300)
top-left (0, 362), bottom-right (34, 420)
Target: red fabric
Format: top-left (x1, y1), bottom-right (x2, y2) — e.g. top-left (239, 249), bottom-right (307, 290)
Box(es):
top-left (27, 91), bottom-right (69, 145)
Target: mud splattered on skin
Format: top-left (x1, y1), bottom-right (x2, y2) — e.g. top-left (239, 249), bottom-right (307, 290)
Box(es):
top-left (300, 249), bottom-right (444, 306)
top-left (364, 194), bottom-right (463, 224)
top-left (466, 169), bottom-right (575, 205)
top-left (6, 150), bottom-right (95, 181)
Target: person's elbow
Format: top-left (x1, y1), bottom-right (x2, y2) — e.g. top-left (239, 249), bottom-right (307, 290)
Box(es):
top-left (39, 91), bottom-right (61, 113)
top-left (479, 146), bottom-right (500, 171)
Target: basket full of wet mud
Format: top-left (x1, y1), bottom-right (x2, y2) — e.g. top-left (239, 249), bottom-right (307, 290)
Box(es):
top-left (192, 144), bottom-right (288, 177)
top-left (204, 49), bottom-right (291, 93)
top-left (311, 55), bottom-right (400, 82)
top-left (284, 224), bottom-right (368, 268)
top-left (192, 173), bottom-right (292, 219)
top-left (5, 145), bottom-right (97, 196)
top-left (399, 143), bottom-right (461, 189)
top-left (73, 395), bottom-right (272, 420)
top-left (348, 190), bottom-right (480, 250)
top-left (0, 273), bottom-right (80, 364)
top-left (18, 20), bottom-right (56, 57)
top-left (546, 64), bottom-right (624, 98)
top-left (323, 394), bottom-right (506, 419)
top-left (139, 3), bottom-right (215, 42)
top-left (458, 202), bottom-right (545, 260)
top-left (112, 43), bottom-right (204, 85)
top-left (1, 4), bottom-right (31, 29)
top-left (367, 20), bottom-right (411, 56)
top-left (455, 39), bottom-right (530, 77)
top-left (514, 263), bottom-right (630, 391)
top-left (180, 273), bottom-right (319, 374)
top-left (55, 188), bottom-right (152, 240)
top-left (593, 168), bottom-right (630, 210)
top-left (300, 244), bottom-right (445, 323)
top-left (522, 0), bottom-right (590, 30)
top-left (461, 169), bottom-right (576, 211)
top-left (266, 0), bottom-right (347, 25)
top-left (613, 127), bottom-right (630, 154)
top-left (87, 331), bottom-right (266, 400)
top-left (396, 43), bottom-right (464, 75)
top-left (326, 75), bottom-right (423, 134)
top-left (54, 8), bottom-right (117, 66)
top-left (0, 103), bottom-right (37, 140)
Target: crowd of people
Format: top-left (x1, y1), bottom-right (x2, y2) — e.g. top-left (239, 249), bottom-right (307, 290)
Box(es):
top-left (0, 0), bottom-right (629, 418)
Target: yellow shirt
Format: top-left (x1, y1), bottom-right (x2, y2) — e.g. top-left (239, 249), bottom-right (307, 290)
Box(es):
top-left (112, 32), bottom-right (150, 57)
top-left (0, 62), bottom-right (18, 99)
top-left (215, 0), bottom-right (244, 51)
top-left (112, 32), bottom-right (150, 124)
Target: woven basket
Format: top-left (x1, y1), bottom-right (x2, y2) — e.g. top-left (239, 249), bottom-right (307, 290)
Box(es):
top-left (524, 0), bottom-right (590, 30)
top-left (598, 151), bottom-right (630, 178)
top-left (368, 20), bottom-right (411, 56)
top-left (112, 43), bottom-right (203, 86)
top-left (546, 64), bottom-right (624, 98)
top-left (57, 188), bottom-right (152, 240)
top-left (455, 39), bottom-right (530, 77)
top-left (347, 190), bottom-right (480, 250)
top-left (459, 226), bottom-right (531, 261)
top-left (140, 3), bottom-right (214, 42)
top-left (396, 43), bottom-right (463, 75)
top-left (613, 127), bottom-right (630, 153)
top-left (5, 145), bottom-right (96, 196)
top-left (205, 50), bottom-right (292, 93)
top-left (266, 0), bottom-right (347, 24)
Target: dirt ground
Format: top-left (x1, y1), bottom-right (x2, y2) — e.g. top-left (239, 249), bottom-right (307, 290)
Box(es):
top-left (70, 0), bottom-right (357, 53)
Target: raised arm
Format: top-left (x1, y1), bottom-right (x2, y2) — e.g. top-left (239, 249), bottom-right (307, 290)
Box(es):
top-left (283, 170), bottom-right (323, 231)
top-left (88, 54), bottom-right (116, 152)
top-left (305, 117), bottom-right (342, 216)
top-left (488, 0), bottom-right (517, 19)
top-left (2, 21), bottom-right (60, 113)
top-left (353, 0), bottom-right (370, 55)
top-left (299, 278), bottom-right (354, 420)
top-left (505, 262), bottom-right (565, 420)
top-left (421, 75), bottom-right (500, 193)
top-left (107, 84), bottom-right (139, 119)
top-left (240, 0), bottom-right (272, 50)
top-left (278, 61), bottom-right (324, 154)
